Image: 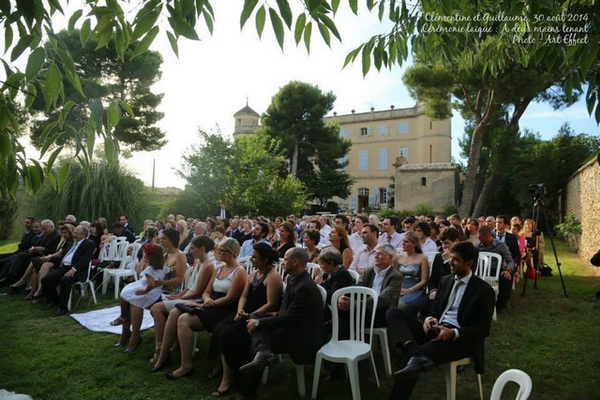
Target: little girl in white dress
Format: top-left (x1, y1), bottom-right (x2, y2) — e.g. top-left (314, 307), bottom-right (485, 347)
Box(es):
top-left (116, 243), bottom-right (168, 352)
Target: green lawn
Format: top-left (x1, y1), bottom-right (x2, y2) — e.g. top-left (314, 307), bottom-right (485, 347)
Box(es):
top-left (0, 240), bottom-right (598, 399)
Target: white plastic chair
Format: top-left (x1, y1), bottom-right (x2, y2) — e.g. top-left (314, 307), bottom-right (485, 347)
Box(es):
top-left (476, 252), bottom-right (503, 320)
top-left (99, 236), bottom-right (127, 262)
top-left (68, 262), bottom-right (98, 311)
top-left (312, 287), bottom-right (380, 400)
top-left (365, 326), bottom-right (392, 377)
top-left (102, 243), bottom-right (141, 299)
top-left (306, 262), bottom-right (321, 280)
top-left (444, 357), bottom-right (483, 400)
top-left (490, 369), bottom-right (532, 400)
top-left (348, 269), bottom-right (360, 284)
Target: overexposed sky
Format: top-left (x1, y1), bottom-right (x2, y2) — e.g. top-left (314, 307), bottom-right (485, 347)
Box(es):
top-left (7, 1), bottom-right (600, 188)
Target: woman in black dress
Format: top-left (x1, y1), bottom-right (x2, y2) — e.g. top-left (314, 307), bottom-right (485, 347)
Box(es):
top-left (210, 242), bottom-right (283, 397)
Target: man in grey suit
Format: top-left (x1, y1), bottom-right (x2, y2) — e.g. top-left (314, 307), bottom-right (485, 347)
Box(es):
top-left (337, 243), bottom-right (403, 335)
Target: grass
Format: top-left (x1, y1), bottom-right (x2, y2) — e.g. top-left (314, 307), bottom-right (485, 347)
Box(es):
top-left (1, 240), bottom-right (599, 399)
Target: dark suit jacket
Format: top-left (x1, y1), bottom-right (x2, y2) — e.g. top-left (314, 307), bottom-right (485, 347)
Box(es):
top-left (17, 230), bottom-right (36, 253)
top-left (429, 274), bottom-right (495, 373)
top-left (496, 230), bottom-right (521, 266)
top-left (360, 265), bottom-right (403, 310)
top-left (61, 239), bottom-right (96, 281)
top-left (258, 270), bottom-right (324, 364)
top-left (40, 230), bottom-right (61, 255)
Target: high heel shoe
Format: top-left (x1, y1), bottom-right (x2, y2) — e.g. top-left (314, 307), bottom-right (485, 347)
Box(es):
top-left (124, 336), bottom-right (143, 353)
top-left (150, 354), bottom-right (171, 373)
top-left (150, 342), bottom-right (162, 364)
top-left (114, 331), bottom-right (132, 348)
top-left (165, 367), bottom-right (195, 380)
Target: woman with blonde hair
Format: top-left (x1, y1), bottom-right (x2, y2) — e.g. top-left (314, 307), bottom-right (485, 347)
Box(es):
top-left (153, 238), bottom-right (247, 379)
top-left (396, 231), bottom-right (429, 315)
top-left (175, 219), bottom-right (190, 250)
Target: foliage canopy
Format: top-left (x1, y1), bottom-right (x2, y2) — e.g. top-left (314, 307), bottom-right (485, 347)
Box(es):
top-left (176, 130), bottom-right (306, 217)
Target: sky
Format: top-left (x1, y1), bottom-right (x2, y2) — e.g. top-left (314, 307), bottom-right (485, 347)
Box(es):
top-left (13, 2), bottom-right (600, 189)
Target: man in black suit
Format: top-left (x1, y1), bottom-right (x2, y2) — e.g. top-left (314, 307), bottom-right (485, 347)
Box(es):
top-left (494, 215), bottom-right (521, 267)
top-left (119, 215), bottom-right (135, 236)
top-left (387, 241), bottom-right (495, 400)
top-left (0, 217), bottom-right (36, 283)
top-left (41, 225), bottom-right (96, 317)
top-left (113, 222), bottom-right (136, 243)
top-left (7, 219), bottom-right (61, 292)
top-left (217, 203), bottom-right (230, 219)
top-left (238, 247), bottom-right (324, 399)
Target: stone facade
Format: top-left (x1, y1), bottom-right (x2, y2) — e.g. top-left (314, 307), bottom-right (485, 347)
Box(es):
top-left (324, 103), bottom-right (452, 212)
top-left (394, 158), bottom-right (459, 211)
top-left (563, 155), bottom-right (600, 262)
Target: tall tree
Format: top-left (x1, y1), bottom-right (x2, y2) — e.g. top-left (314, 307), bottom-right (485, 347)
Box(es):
top-left (29, 30), bottom-right (166, 152)
top-left (177, 130), bottom-right (306, 217)
top-left (261, 81), bottom-right (353, 203)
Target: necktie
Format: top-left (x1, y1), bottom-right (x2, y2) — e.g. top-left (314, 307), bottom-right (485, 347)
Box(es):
top-left (61, 242), bottom-right (78, 267)
top-left (387, 235), bottom-right (392, 243)
top-left (440, 278), bottom-right (463, 321)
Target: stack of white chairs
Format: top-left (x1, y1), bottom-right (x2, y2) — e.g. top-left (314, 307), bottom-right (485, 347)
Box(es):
top-left (475, 252), bottom-right (502, 320)
top-left (102, 241), bottom-right (140, 299)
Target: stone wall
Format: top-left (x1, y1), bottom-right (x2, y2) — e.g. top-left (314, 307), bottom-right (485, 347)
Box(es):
top-left (394, 162), bottom-right (459, 211)
top-left (563, 155), bottom-right (600, 262)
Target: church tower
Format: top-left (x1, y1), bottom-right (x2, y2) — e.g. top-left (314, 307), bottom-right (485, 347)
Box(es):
top-left (233, 100), bottom-right (259, 138)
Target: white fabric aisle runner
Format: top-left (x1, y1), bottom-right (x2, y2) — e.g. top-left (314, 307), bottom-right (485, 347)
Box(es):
top-left (71, 305), bottom-right (154, 335)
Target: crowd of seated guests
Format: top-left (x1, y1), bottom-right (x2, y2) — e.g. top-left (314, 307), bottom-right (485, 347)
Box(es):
top-left (2, 208), bottom-right (548, 399)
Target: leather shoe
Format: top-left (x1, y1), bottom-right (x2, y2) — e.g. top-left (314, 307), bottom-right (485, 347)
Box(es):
top-left (53, 308), bottom-right (68, 317)
top-left (165, 367), bottom-right (195, 380)
top-left (41, 303), bottom-right (55, 311)
top-left (239, 351), bottom-right (276, 373)
top-left (393, 356), bottom-right (435, 380)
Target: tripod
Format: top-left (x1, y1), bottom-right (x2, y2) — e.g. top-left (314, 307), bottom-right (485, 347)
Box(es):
top-left (521, 191), bottom-right (568, 298)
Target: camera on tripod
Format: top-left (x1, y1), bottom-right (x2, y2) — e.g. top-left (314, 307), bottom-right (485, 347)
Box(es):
top-left (528, 183), bottom-right (546, 198)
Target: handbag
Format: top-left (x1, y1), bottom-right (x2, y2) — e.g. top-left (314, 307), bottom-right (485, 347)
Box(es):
top-left (175, 303), bottom-right (203, 316)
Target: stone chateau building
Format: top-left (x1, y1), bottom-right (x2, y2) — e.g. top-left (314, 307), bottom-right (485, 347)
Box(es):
top-left (233, 102), bottom-right (459, 213)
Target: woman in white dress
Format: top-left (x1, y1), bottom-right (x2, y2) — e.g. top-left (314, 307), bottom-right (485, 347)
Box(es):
top-left (115, 243), bottom-right (167, 353)
top-left (149, 235), bottom-right (216, 363)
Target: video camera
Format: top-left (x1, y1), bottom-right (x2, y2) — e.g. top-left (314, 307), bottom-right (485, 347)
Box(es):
top-left (528, 183), bottom-right (546, 198)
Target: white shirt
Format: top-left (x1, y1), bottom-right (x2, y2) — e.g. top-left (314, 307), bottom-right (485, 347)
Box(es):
top-left (440, 272), bottom-right (473, 330)
top-left (378, 231), bottom-right (403, 248)
top-left (421, 237), bottom-right (439, 253)
top-left (349, 232), bottom-right (363, 253)
top-left (349, 244), bottom-right (377, 272)
top-left (240, 238), bottom-right (269, 258)
top-left (319, 225), bottom-right (331, 246)
top-left (371, 265), bottom-right (390, 295)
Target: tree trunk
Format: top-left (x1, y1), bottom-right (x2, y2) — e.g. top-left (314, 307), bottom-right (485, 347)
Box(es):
top-left (459, 91), bottom-right (497, 217)
top-left (291, 140), bottom-right (299, 177)
top-left (472, 173), bottom-right (496, 217)
top-left (459, 121), bottom-right (487, 217)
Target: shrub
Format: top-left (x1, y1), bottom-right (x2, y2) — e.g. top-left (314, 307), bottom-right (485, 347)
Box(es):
top-left (555, 214), bottom-right (582, 251)
top-left (442, 202), bottom-right (459, 217)
top-left (414, 202), bottom-right (434, 216)
top-left (31, 161), bottom-right (149, 228)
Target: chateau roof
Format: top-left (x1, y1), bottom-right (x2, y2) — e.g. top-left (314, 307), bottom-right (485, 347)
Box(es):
top-left (397, 163), bottom-right (457, 171)
top-left (234, 105), bottom-right (259, 117)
